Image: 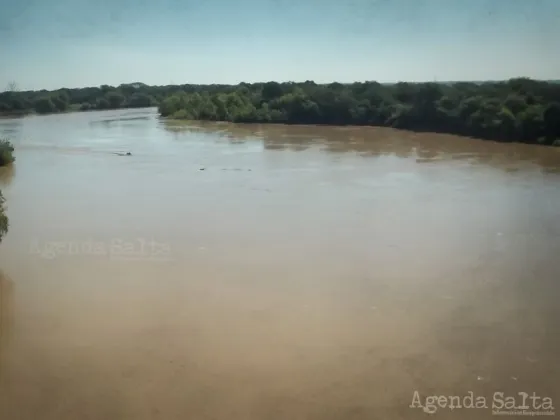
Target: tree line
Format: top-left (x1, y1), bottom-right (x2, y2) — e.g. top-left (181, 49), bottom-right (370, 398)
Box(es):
top-left (1, 78), bottom-right (559, 145)
top-left (0, 82), bottom-right (159, 114)
top-left (158, 79), bottom-right (560, 146)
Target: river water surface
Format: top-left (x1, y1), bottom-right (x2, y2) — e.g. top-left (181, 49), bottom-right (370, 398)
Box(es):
top-left (0, 108), bottom-right (559, 419)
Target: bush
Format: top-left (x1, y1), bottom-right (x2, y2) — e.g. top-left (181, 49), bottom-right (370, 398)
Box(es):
top-left (34, 97), bottom-right (56, 114)
top-left (96, 98), bottom-right (110, 110)
top-left (127, 93), bottom-right (155, 108)
top-left (159, 95), bottom-right (183, 117)
top-left (171, 109), bottom-right (192, 119)
top-left (0, 139), bottom-right (15, 166)
top-left (51, 94), bottom-right (69, 111)
top-left (106, 92), bottom-right (125, 109)
top-left (0, 190), bottom-right (7, 243)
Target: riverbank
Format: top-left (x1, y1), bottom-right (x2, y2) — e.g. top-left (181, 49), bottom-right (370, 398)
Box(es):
top-left (158, 79), bottom-right (560, 146)
top-left (2, 78), bottom-right (559, 145)
top-left (0, 104), bottom-right (87, 118)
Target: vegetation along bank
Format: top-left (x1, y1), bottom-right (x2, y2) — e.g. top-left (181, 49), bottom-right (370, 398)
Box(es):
top-left (1, 79), bottom-right (559, 146)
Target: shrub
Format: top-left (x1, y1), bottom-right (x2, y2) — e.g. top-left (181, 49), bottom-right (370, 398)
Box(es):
top-left (171, 109), bottom-right (192, 119)
top-left (0, 139), bottom-right (15, 165)
top-left (0, 190), bottom-right (7, 243)
top-left (34, 97), bottom-right (56, 114)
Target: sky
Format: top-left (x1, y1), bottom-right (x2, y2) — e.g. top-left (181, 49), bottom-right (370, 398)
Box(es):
top-left (0, 0), bottom-right (558, 91)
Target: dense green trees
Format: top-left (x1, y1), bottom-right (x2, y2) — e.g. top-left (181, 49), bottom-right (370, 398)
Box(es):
top-left (127, 93), bottom-right (155, 108)
top-left (106, 92), bottom-right (125, 109)
top-left (158, 79), bottom-right (560, 146)
top-left (33, 97), bottom-right (57, 114)
top-left (31, 91), bottom-right (70, 114)
top-left (1, 78), bottom-right (559, 145)
top-left (0, 83), bottom-right (158, 115)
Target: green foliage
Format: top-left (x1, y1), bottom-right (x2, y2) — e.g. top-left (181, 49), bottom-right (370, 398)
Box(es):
top-left (170, 109), bottom-right (192, 119)
top-left (159, 94), bottom-right (184, 117)
top-left (106, 92), bottom-right (125, 109)
top-left (0, 139), bottom-right (14, 166)
top-left (2, 78), bottom-right (560, 145)
top-left (152, 79), bottom-right (560, 146)
top-left (261, 82), bottom-right (284, 101)
top-left (543, 103), bottom-right (560, 140)
top-left (50, 92), bottom-right (70, 111)
top-left (51, 97), bottom-right (67, 111)
top-left (96, 97), bottom-right (110, 110)
top-left (34, 97), bottom-right (56, 114)
top-left (0, 190), bottom-right (8, 243)
top-left (0, 84), bottom-right (159, 114)
top-left (127, 93), bottom-right (155, 108)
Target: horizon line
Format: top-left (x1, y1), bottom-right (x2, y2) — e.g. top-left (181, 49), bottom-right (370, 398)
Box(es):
top-left (4, 77), bottom-right (559, 94)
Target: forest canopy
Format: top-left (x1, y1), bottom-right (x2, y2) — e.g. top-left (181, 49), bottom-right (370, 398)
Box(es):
top-left (1, 79), bottom-right (559, 146)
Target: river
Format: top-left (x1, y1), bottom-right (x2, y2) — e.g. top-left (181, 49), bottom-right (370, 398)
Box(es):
top-left (0, 108), bottom-right (558, 419)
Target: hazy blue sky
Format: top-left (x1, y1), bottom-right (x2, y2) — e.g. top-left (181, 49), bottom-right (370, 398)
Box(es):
top-left (0, 0), bottom-right (558, 90)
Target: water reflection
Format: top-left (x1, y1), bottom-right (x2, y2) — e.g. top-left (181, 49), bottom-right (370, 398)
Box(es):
top-left (0, 165), bottom-right (15, 187)
top-left (89, 116), bottom-right (151, 127)
top-left (0, 270), bottom-right (14, 372)
top-left (163, 121), bottom-right (560, 174)
top-left (0, 118), bottom-right (24, 134)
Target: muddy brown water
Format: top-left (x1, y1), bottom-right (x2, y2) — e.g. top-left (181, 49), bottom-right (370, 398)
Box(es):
top-left (0, 108), bottom-right (559, 419)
